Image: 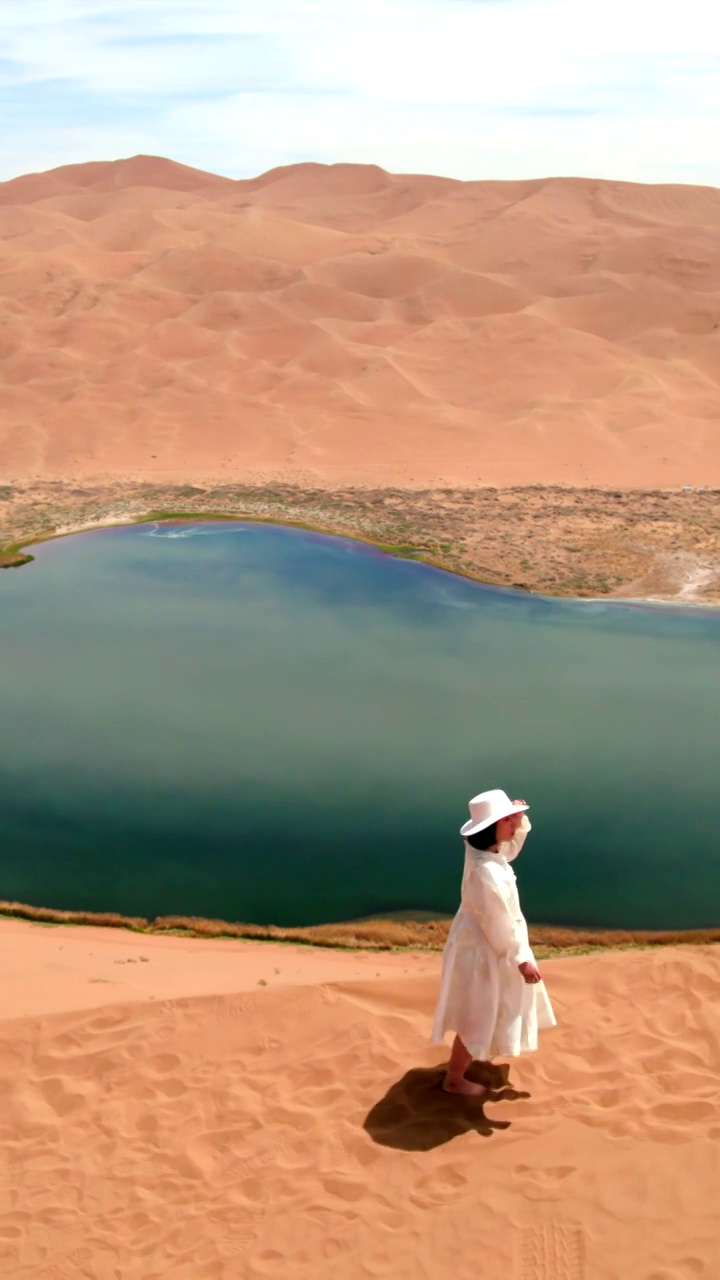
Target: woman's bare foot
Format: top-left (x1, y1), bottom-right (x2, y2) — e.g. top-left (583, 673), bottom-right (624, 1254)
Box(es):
top-left (442, 1075), bottom-right (488, 1097)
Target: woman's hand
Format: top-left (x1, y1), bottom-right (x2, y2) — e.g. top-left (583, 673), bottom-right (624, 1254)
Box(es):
top-left (518, 960), bottom-right (542, 984)
top-left (512, 799), bottom-right (528, 808)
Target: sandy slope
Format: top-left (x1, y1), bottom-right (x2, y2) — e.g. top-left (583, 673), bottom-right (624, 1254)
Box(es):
top-left (1, 920), bottom-right (718, 1279)
top-left (2, 156), bottom-right (720, 489)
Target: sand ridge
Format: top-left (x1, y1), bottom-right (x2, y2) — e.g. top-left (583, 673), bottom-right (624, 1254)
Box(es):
top-left (2, 156), bottom-right (720, 489)
top-left (1, 919), bottom-right (718, 1278)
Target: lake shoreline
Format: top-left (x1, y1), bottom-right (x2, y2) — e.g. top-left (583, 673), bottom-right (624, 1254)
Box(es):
top-left (2, 898), bottom-right (718, 956)
top-left (1, 479), bottom-right (719, 603)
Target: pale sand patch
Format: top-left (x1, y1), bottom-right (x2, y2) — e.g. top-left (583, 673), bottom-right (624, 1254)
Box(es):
top-left (0, 918), bottom-right (438, 1019)
top-left (0, 918), bottom-right (718, 1279)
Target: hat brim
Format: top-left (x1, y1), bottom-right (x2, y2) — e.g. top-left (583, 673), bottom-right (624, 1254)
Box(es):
top-left (460, 802), bottom-right (528, 838)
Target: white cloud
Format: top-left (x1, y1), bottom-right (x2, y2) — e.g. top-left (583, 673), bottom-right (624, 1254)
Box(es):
top-left (0, 0), bottom-right (718, 184)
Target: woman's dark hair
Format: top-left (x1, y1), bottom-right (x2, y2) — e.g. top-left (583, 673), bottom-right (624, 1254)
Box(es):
top-left (465, 822), bottom-right (498, 851)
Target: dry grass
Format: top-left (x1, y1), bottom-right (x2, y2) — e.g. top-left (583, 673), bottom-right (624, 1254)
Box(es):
top-left (1, 899), bottom-right (718, 955)
top-left (1, 479), bottom-right (719, 601)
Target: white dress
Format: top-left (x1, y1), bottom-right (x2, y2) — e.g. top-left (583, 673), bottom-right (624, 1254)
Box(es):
top-left (431, 819), bottom-right (556, 1060)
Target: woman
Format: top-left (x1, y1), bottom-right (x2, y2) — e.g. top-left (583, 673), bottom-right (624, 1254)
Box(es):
top-left (431, 788), bottom-right (556, 1096)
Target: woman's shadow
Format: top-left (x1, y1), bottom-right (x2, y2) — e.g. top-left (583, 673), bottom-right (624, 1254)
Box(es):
top-left (363, 1061), bottom-right (530, 1152)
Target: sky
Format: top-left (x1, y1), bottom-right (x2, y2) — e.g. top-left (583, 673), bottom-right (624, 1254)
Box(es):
top-left (1, 0), bottom-right (719, 186)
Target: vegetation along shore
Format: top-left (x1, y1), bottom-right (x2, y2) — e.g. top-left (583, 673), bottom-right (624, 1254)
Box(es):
top-left (1, 479), bottom-right (719, 603)
top-left (2, 900), bottom-right (719, 956)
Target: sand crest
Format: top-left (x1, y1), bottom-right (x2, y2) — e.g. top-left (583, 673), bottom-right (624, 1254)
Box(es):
top-left (2, 157), bottom-right (720, 489)
top-left (1, 919), bottom-right (718, 1278)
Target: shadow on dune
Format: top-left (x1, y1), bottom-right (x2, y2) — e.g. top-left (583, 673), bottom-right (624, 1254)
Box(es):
top-left (363, 1061), bottom-right (530, 1151)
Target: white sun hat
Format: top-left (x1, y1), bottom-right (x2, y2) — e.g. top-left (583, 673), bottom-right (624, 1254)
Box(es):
top-left (460, 788), bottom-right (528, 838)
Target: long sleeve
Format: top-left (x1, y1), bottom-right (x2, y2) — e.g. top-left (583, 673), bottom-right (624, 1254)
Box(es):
top-left (502, 815), bottom-right (531, 864)
top-left (465, 862), bottom-right (534, 966)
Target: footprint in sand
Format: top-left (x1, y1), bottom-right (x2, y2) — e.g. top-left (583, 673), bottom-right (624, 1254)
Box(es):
top-left (153, 1076), bottom-right (186, 1099)
top-left (211, 994), bottom-right (250, 1018)
top-left (513, 1164), bottom-right (578, 1202)
top-left (591, 1087), bottom-right (622, 1110)
top-left (645, 1099), bottom-right (716, 1144)
top-left (84, 1009), bottom-right (134, 1034)
top-left (652, 1100), bottom-right (715, 1123)
top-left (214, 1225), bottom-right (257, 1258)
top-left (35, 1076), bottom-right (89, 1118)
top-left (145, 1051), bottom-right (182, 1074)
top-left (353, 1137), bottom-right (382, 1168)
top-left (315, 984), bottom-right (339, 1006)
top-left (43, 1032), bottom-right (82, 1056)
top-left (185, 1126), bottom-right (251, 1176)
top-left (249, 1248), bottom-right (287, 1276)
top-left (320, 1173), bottom-right (367, 1205)
top-left (373, 1196), bottom-right (406, 1231)
top-left (408, 1163), bottom-right (468, 1208)
top-left (319, 1235), bottom-right (353, 1261)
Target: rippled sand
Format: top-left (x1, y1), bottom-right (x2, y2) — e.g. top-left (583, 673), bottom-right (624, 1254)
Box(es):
top-left (2, 156), bottom-right (720, 489)
top-left (1, 918), bottom-right (718, 1278)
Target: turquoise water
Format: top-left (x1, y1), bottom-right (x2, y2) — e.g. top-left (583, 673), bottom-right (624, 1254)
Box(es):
top-left (0, 521), bottom-right (718, 930)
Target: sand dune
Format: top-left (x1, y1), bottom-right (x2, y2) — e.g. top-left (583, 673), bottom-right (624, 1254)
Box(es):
top-left (2, 156), bottom-right (720, 488)
top-left (0, 919), bottom-right (718, 1278)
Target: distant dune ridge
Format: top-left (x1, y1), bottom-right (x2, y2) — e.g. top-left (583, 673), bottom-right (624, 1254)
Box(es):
top-left (1, 154), bottom-right (720, 488)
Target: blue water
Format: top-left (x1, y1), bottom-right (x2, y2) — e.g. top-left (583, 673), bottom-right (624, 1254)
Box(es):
top-left (0, 521), bottom-right (718, 929)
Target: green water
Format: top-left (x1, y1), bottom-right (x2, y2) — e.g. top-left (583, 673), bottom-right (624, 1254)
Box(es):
top-left (0, 521), bottom-right (718, 930)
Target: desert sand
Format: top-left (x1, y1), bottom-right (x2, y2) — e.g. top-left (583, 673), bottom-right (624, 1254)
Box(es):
top-left (2, 156), bottom-right (720, 490)
top-left (1, 917), bottom-right (718, 1279)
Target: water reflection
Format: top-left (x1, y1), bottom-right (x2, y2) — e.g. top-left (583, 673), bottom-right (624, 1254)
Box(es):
top-left (0, 521), bottom-right (718, 929)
